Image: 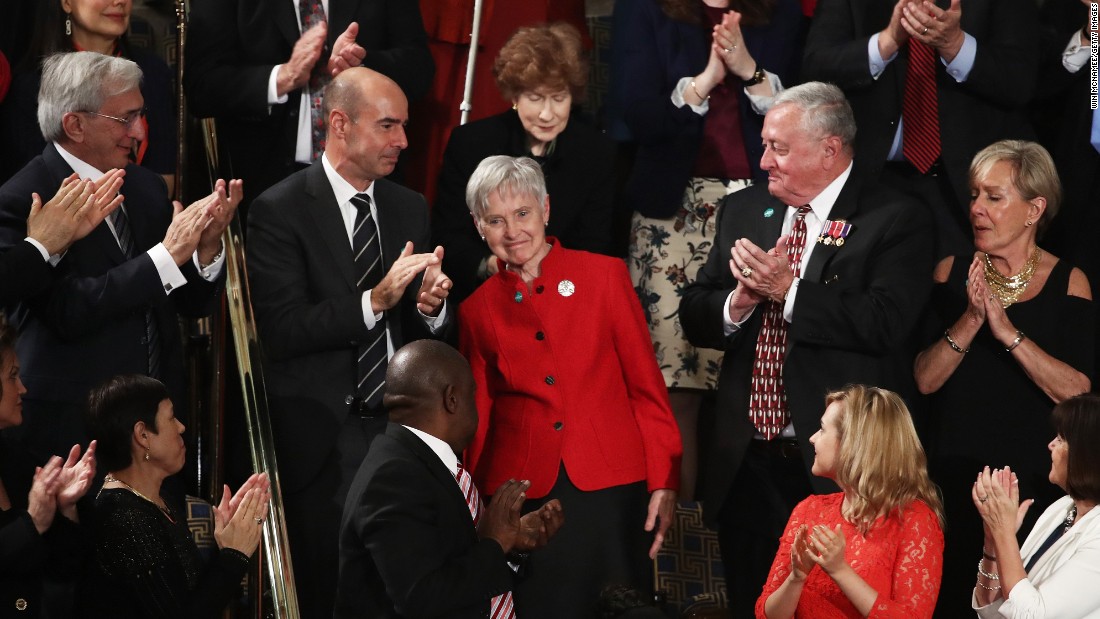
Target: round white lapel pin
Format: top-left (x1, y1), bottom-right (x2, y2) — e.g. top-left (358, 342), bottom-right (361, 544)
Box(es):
top-left (557, 280), bottom-right (575, 297)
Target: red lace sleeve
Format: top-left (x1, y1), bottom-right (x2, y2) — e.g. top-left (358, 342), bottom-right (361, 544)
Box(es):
top-left (754, 496), bottom-right (832, 619)
top-left (867, 501), bottom-right (944, 619)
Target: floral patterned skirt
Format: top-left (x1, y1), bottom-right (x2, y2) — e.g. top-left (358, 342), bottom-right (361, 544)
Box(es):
top-left (628, 177), bottom-right (752, 390)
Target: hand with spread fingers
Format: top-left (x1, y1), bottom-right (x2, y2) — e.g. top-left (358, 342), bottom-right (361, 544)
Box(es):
top-left (731, 235), bottom-right (796, 303)
top-left (901, 0), bottom-right (965, 60)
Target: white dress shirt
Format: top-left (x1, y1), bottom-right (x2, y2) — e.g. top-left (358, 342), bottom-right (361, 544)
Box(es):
top-left (267, 0), bottom-right (331, 164)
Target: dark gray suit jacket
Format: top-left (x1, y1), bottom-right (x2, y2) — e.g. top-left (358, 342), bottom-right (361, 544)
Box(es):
top-left (335, 423), bottom-right (514, 619)
top-left (680, 166), bottom-right (934, 525)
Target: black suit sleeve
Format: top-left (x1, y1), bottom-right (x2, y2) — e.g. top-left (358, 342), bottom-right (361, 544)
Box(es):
top-left (680, 196), bottom-right (749, 351)
top-left (183, 0), bottom-right (283, 119)
top-left (801, 0), bottom-right (879, 89)
top-left (358, 0), bottom-right (435, 101)
top-left (347, 459), bottom-right (514, 617)
top-left (0, 241), bottom-right (51, 307)
top-left (432, 126), bottom-right (494, 301)
top-left (246, 192), bottom-right (370, 361)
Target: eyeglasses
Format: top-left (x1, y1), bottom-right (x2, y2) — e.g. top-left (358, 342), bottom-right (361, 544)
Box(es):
top-left (82, 107), bottom-right (147, 130)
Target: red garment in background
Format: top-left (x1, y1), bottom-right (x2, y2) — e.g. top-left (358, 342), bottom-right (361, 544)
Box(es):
top-left (0, 51), bottom-right (10, 103)
top-left (405, 0), bottom-right (588, 206)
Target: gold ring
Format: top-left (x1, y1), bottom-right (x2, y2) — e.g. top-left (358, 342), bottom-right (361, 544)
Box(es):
top-left (922, 26), bottom-right (928, 35)
top-left (724, 46), bottom-right (736, 53)
top-left (741, 267), bottom-right (753, 278)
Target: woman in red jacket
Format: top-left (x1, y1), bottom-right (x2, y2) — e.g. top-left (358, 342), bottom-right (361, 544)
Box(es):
top-left (457, 155), bottom-right (682, 619)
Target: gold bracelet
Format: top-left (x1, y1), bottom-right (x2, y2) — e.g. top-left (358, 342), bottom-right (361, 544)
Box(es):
top-left (690, 80), bottom-right (709, 102)
top-left (944, 329), bottom-right (970, 354)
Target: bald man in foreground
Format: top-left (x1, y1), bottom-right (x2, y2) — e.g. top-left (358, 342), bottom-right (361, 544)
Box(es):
top-left (335, 340), bottom-right (564, 618)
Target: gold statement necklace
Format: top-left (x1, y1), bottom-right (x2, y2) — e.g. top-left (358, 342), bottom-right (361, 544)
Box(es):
top-left (984, 246), bottom-right (1042, 308)
top-left (102, 473), bottom-right (176, 523)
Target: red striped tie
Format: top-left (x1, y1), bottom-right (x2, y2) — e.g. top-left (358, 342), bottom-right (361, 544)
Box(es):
top-left (902, 40), bottom-right (941, 173)
top-left (456, 465), bottom-right (517, 619)
top-left (748, 206), bottom-right (812, 439)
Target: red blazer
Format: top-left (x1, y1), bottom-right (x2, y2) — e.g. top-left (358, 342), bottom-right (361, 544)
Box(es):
top-left (458, 241), bottom-right (681, 499)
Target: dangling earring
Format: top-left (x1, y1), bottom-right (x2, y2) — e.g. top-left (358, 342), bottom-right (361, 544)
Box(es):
top-left (144, 448), bottom-right (151, 462)
top-left (65, 13), bottom-right (72, 36)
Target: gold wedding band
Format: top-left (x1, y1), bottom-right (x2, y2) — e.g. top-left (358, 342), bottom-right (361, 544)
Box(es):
top-left (922, 26), bottom-right (929, 35)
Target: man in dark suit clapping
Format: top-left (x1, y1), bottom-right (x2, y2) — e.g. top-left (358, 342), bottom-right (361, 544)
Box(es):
top-left (247, 66), bottom-right (452, 617)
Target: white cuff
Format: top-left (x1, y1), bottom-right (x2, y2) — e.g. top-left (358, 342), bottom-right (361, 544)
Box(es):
top-left (672, 77), bottom-right (710, 115)
top-left (148, 243), bottom-right (188, 294)
top-left (268, 66), bottom-right (289, 105)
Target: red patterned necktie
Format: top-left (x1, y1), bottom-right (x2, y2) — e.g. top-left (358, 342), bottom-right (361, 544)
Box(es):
top-left (456, 464), bottom-right (516, 619)
top-left (298, 0), bottom-right (329, 160)
top-left (748, 205), bottom-right (812, 439)
top-left (902, 39), bottom-right (941, 173)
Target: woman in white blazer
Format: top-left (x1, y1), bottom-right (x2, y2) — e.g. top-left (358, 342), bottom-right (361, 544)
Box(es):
top-left (971, 392), bottom-right (1100, 618)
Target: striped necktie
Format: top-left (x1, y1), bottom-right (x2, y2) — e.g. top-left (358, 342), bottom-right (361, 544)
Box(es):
top-left (902, 40), bottom-right (941, 173)
top-left (351, 193), bottom-right (386, 408)
top-left (748, 205), bottom-right (812, 439)
top-left (456, 464), bottom-right (517, 619)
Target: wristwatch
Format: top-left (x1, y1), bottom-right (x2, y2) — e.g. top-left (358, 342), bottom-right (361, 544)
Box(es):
top-left (745, 63), bottom-right (767, 86)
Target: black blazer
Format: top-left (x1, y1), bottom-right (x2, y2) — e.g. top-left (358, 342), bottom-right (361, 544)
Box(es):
top-left (184, 0), bottom-right (434, 201)
top-left (335, 423), bottom-right (514, 619)
top-left (0, 241), bottom-right (51, 307)
top-left (680, 166), bottom-right (934, 525)
top-left (0, 145), bottom-right (220, 408)
top-left (247, 162), bottom-right (446, 492)
top-left (432, 109), bottom-right (616, 303)
top-left (802, 0), bottom-right (1038, 210)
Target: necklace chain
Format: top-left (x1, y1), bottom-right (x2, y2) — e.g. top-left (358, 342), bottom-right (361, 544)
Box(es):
top-left (983, 247), bottom-right (1042, 308)
top-left (102, 473), bottom-right (176, 523)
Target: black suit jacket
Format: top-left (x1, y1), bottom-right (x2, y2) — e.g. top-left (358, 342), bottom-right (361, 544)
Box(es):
top-left (335, 423), bottom-right (514, 619)
top-left (247, 161), bottom-right (445, 492)
top-left (680, 166), bottom-right (934, 525)
top-left (802, 0), bottom-right (1037, 210)
top-left (0, 145), bottom-right (220, 440)
top-left (432, 109), bottom-right (616, 302)
top-left (184, 0), bottom-right (434, 200)
top-left (0, 241), bottom-right (51, 307)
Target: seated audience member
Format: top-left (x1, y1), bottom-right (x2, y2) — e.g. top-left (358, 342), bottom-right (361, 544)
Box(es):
top-left (0, 51), bottom-right (237, 464)
top-left (1, 172), bottom-right (121, 306)
top-left (432, 23), bottom-right (615, 304)
top-left (335, 340), bottom-right (564, 619)
top-left (458, 156), bottom-right (682, 618)
top-left (757, 385), bottom-right (944, 618)
top-left (0, 320), bottom-right (96, 618)
top-left (82, 374), bottom-right (270, 619)
top-left (914, 139), bottom-right (1093, 610)
top-left (972, 392), bottom-right (1100, 618)
top-left (0, 0), bottom-right (176, 191)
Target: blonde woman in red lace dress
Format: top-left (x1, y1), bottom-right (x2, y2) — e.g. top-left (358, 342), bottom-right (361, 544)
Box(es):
top-left (756, 385), bottom-right (944, 619)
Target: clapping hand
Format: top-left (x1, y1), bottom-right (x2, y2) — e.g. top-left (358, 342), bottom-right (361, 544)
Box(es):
top-left (807, 524), bottom-right (848, 576)
top-left (214, 475), bottom-right (271, 556)
top-left (790, 524), bottom-right (815, 581)
top-left (416, 245), bottom-right (452, 317)
top-left (27, 456), bottom-right (63, 534)
top-left (328, 22), bottom-right (367, 77)
top-left (56, 441), bottom-right (96, 522)
top-left (514, 499), bottom-right (565, 552)
top-left (480, 479), bottom-right (529, 554)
